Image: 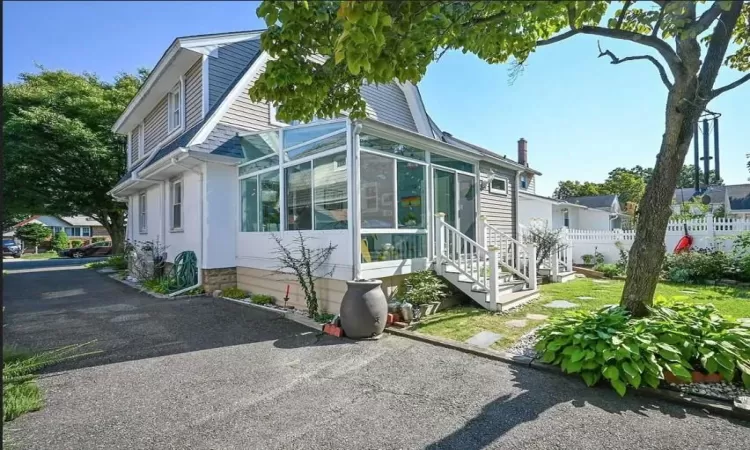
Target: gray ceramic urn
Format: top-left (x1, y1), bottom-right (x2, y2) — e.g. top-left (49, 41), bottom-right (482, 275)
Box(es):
top-left (339, 279), bottom-right (388, 339)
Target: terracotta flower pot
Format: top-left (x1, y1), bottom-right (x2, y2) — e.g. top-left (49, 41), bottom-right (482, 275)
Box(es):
top-left (702, 373), bottom-right (724, 383)
top-left (663, 370), bottom-right (691, 384)
top-left (664, 370), bottom-right (724, 384)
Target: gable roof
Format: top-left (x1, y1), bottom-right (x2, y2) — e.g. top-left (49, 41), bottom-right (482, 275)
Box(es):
top-left (113, 29), bottom-right (264, 134)
top-left (565, 194), bottom-right (618, 209)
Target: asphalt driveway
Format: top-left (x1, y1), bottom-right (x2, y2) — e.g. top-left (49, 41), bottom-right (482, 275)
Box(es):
top-left (3, 264), bottom-right (749, 449)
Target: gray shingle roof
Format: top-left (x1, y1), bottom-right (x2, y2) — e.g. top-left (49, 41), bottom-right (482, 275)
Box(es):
top-left (727, 184), bottom-right (750, 211)
top-left (673, 186), bottom-right (725, 205)
top-left (566, 194), bottom-right (617, 209)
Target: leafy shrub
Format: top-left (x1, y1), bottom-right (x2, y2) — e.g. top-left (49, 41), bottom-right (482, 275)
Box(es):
top-left (593, 263), bottom-right (621, 278)
top-left (221, 287), bottom-right (249, 299)
top-left (142, 277), bottom-right (173, 294)
top-left (663, 251), bottom-right (730, 283)
top-left (106, 255), bottom-right (128, 270)
top-left (535, 303), bottom-right (750, 397)
top-left (70, 240), bottom-right (83, 248)
top-left (251, 294), bottom-right (275, 305)
top-left (581, 254), bottom-right (594, 265)
top-left (522, 224), bottom-right (568, 269)
top-left (51, 231), bottom-right (69, 252)
top-left (594, 248), bottom-right (605, 265)
top-left (91, 237), bottom-right (107, 243)
top-left (314, 313), bottom-right (336, 323)
top-left (615, 241), bottom-right (629, 273)
top-left (397, 270), bottom-right (446, 306)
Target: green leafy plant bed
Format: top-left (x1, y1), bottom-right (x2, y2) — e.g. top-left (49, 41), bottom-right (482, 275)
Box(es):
top-left (535, 303), bottom-right (750, 397)
top-left (221, 287), bottom-right (249, 300)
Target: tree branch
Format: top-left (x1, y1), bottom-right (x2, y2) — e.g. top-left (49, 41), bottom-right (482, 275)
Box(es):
top-left (597, 41), bottom-right (673, 89)
top-left (652, 5), bottom-right (665, 37)
top-left (691, 1), bottom-right (725, 35)
top-left (616, 1), bottom-right (633, 30)
top-left (710, 73), bottom-right (750, 100)
top-left (536, 25), bottom-right (681, 76)
top-left (698, 1), bottom-right (744, 98)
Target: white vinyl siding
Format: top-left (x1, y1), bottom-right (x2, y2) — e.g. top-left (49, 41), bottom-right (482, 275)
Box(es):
top-left (130, 125), bottom-right (141, 164)
top-left (479, 163), bottom-right (516, 238)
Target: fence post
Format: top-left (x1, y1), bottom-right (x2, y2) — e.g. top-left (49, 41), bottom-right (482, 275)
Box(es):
top-left (706, 213), bottom-right (715, 239)
top-left (550, 246), bottom-right (560, 280)
top-left (528, 244), bottom-right (537, 290)
top-left (435, 213), bottom-right (445, 275)
top-left (488, 245), bottom-right (498, 311)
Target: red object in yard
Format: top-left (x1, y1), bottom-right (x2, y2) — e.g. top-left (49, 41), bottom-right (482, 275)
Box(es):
top-left (323, 324), bottom-right (344, 338)
top-left (674, 223), bottom-right (693, 254)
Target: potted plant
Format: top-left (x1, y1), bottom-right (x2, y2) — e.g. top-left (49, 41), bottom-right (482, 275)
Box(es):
top-left (397, 270), bottom-right (446, 318)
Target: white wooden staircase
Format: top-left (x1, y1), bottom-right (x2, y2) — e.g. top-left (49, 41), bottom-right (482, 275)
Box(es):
top-left (519, 225), bottom-right (577, 283)
top-left (434, 214), bottom-right (539, 312)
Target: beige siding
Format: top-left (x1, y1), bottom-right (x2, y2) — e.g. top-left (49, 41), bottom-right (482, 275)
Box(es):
top-left (361, 83), bottom-right (417, 132)
top-left (525, 173), bottom-right (536, 194)
top-left (185, 60), bottom-right (202, 129)
top-left (130, 125), bottom-right (141, 164)
top-left (237, 267), bottom-right (347, 314)
top-left (479, 162), bottom-right (516, 237)
top-left (143, 97), bottom-right (168, 154)
top-left (220, 64), bottom-right (270, 131)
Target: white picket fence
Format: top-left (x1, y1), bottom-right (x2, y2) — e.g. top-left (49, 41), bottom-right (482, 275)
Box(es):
top-left (566, 214), bottom-right (750, 264)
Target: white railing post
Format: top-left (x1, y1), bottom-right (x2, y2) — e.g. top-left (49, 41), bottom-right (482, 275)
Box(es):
top-left (528, 244), bottom-right (538, 290)
top-left (706, 212), bottom-right (715, 239)
top-left (488, 245), bottom-right (498, 311)
top-left (550, 246), bottom-right (560, 279)
top-left (435, 213), bottom-right (445, 274)
top-left (478, 215), bottom-right (488, 248)
top-left (565, 243), bottom-right (573, 272)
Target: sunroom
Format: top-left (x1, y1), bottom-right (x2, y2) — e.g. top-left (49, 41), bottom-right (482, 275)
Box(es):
top-left (236, 118), bottom-right (485, 283)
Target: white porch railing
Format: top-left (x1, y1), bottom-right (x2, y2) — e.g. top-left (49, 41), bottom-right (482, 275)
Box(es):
top-left (435, 213), bottom-right (498, 309)
top-left (478, 217), bottom-right (537, 290)
top-left (518, 224), bottom-right (571, 280)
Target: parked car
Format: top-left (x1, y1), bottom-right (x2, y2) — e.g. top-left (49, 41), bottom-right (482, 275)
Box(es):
top-left (2, 238), bottom-right (22, 258)
top-left (59, 241), bottom-right (112, 258)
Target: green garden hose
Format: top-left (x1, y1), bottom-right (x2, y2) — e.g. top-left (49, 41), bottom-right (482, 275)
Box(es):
top-left (170, 251), bottom-right (198, 289)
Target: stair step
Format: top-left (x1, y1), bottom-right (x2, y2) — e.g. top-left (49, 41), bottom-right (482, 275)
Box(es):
top-left (497, 289), bottom-right (540, 312)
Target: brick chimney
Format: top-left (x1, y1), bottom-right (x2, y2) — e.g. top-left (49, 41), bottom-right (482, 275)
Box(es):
top-left (518, 138), bottom-right (528, 166)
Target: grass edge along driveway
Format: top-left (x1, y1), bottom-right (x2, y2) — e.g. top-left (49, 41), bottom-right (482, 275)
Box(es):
top-left (415, 278), bottom-right (750, 351)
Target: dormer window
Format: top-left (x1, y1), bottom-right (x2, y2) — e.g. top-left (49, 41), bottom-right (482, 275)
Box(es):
top-left (168, 82), bottom-right (182, 132)
top-left (520, 174), bottom-right (528, 189)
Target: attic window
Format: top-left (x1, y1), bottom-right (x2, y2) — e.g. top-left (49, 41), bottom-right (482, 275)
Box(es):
top-left (168, 81), bottom-right (183, 133)
top-left (489, 177), bottom-right (508, 195)
top-left (520, 174), bottom-right (528, 189)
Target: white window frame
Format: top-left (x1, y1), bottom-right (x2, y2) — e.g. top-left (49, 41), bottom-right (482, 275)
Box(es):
top-left (139, 192), bottom-right (148, 234)
top-left (562, 209), bottom-right (570, 228)
top-left (488, 176), bottom-right (509, 195)
top-left (168, 80), bottom-right (183, 134)
top-left (82, 226), bottom-right (91, 237)
top-left (170, 179), bottom-right (183, 232)
top-left (520, 174), bottom-right (528, 189)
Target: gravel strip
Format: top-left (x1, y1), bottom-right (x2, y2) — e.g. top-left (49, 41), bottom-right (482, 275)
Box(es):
top-left (505, 328), bottom-right (540, 358)
top-left (668, 381), bottom-right (750, 401)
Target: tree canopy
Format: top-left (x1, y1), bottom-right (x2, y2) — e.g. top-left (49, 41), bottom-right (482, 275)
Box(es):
top-left (15, 222), bottom-right (52, 253)
top-left (3, 68), bottom-right (147, 251)
top-left (251, 0), bottom-right (749, 317)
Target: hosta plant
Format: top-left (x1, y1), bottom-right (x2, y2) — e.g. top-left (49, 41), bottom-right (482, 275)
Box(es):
top-left (535, 306), bottom-right (665, 396)
top-left (536, 303), bottom-right (750, 397)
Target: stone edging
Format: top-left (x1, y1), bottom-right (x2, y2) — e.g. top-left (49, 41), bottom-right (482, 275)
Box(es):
top-left (217, 296), bottom-right (323, 332)
top-left (384, 327), bottom-right (750, 422)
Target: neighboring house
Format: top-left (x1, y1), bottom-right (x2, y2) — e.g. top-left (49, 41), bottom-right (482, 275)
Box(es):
top-left (4, 215), bottom-right (110, 249)
top-left (671, 184), bottom-right (750, 218)
top-left (724, 184), bottom-right (750, 218)
top-left (564, 194), bottom-right (625, 229)
top-left (672, 186), bottom-right (726, 215)
top-left (108, 29), bottom-right (547, 313)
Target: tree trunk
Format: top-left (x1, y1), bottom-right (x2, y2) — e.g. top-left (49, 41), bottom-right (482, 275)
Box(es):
top-left (620, 78), bottom-right (705, 317)
top-left (97, 210), bottom-right (126, 255)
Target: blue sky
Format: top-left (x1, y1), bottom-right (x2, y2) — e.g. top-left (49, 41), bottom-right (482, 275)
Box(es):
top-left (4, 1), bottom-right (749, 195)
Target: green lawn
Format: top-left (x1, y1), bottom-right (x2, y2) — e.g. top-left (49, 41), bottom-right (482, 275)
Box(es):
top-left (414, 279), bottom-right (750, 352)
top-left (2, 347), bottom-right (43, 423)
top-left (20, 251), bottom-right (59, 260)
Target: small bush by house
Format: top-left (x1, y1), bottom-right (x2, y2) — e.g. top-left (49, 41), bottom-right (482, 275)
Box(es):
top-left (397, 270), bottom-right (446, 306)
top-left (221, 287), bottom-right (249, 299)
top-left (593, 263), bottom-right (622, 278)
top-left (250, 294), bottom-right (274, 305)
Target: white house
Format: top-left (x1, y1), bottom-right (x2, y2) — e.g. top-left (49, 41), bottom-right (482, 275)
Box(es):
top-left (108, 29), bottom-right (557, 313)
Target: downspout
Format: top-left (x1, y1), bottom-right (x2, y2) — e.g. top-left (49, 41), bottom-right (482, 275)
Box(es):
top-left (351, 121), bottom-right (363, 280)
top-left (169, 150), bottom-right (204, 296)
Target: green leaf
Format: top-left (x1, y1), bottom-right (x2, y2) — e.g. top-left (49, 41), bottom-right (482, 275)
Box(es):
top-left (541, 350), bottom-right (557, 363)
top-left (743, 371), bottom-right (750, 389)
top-left (581, 370), bottom-right (599, 387)
top-left (610, 378), bottom-right (627, 397)
top-left (667, 363), bottom-right (692, 381)
top-left (621, 361), bottom-right (639, 379)
top-left (714, 352), bottom-right (735, 373)
top-left (603, 365), bottom-right (619, 381)
top-left (571, 350), bottom-right (586, 363)
top-left (643, 372), bottom-right (660, 389)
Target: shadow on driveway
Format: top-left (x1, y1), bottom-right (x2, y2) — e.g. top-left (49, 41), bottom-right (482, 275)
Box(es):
top-left (3, 266), bottom-right (348, 372)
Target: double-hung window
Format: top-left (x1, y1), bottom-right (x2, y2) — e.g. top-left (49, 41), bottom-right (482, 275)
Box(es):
top-left (171, 180), bottom-right (183, 231)
top-left (168, 82), bottom-right (182, 133)
top-left (139, 192), bottom-right (147, 233)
